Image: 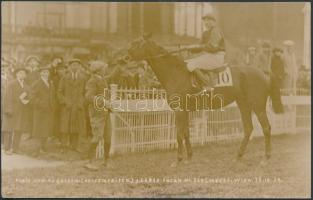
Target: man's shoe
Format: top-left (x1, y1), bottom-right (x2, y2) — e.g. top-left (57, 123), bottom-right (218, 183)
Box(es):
top-left (39, 149), bottom-right (47, 154)
top-left (84, 163), bottom-right (100, 171)
top-left (5, 150), bottom-right (13, 155)
top-left (12, 149), bottom-right (22, 155)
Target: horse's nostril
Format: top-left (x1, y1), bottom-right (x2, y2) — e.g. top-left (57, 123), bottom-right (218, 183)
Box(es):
top-left (124, 55), bottom-right (131, 61)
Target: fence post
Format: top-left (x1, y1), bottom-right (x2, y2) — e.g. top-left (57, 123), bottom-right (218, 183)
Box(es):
top-left (110, 113), bottom-right (116, 155)
top-left (109, 84), bottom-right (118, 155)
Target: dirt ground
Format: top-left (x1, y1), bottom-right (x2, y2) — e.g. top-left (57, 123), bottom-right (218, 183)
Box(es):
top-left (1, 132), bottom-right (311, 198)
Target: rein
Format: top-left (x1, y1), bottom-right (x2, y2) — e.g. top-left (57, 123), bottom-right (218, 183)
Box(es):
top-left (137, 48), bottom-right (189, 60)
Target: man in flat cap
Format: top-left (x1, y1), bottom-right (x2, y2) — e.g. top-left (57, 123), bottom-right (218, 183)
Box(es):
top-left (84, 61), bottom-right (112, 170)
top-left (57, 58), bottom-right (87, 153)
top-left (184, 13), bottom-right (226, 86)
top-left (2, 67), bottom-right (31, 155)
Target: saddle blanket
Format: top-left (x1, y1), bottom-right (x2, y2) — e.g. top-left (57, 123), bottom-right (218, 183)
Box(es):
top-left (212, 66), bottom-right (233, 87)
top-left (196, 66), bottom-right (233, 89)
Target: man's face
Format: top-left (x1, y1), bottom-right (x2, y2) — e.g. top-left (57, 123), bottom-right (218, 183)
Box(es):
top-left (69, 62), bottom-right (81, 72)
top-left (203, 18), bottom-right (214, 30)
top-left (274, 51), bottom-right (282, 57)
top-left (16, 70), bottom-right (26, 80)
top-left (29, 59), bottom-right (40, 70)
top-left (40, 70), bottom-right (50, 80)
top-left (249, 49), bottom-right (256, 55)
top-left (52, 58), bottom-right (62, 67)
top-left (57, 68), bottom-right (66, 76)
top-left (263, 47), bottom-right (270, 54)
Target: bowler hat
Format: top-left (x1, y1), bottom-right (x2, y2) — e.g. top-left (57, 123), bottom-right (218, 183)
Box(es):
top-left (202, 13), bottom-right (216, 21)
top-left (262, 41), bottom-right (271, 48)
top-left (25, 55), bottom-right (40, 64)
top-left (248, 46), bottom-right (256, 51)
top-left (68, 58), bottom-right (82, 65)
top-left (38, 66), bottom-right (51, 72)
top-left (273, 48), bottom-right (283, 53)
top-left (283, 40), bottom-right (294, 46)
top-left (13, 67), bottom-right (28, 75)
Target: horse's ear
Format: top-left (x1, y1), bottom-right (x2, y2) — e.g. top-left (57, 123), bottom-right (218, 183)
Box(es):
top-left (143, 32), bottom-right (152, 40)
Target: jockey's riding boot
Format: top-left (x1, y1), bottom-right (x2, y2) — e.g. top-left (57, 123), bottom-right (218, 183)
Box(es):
top-left (194, 69), bottom-right (211, 86)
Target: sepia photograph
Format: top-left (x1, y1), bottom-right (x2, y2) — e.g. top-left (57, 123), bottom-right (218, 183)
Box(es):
top-left (1, 1), bottom-right (311, 198)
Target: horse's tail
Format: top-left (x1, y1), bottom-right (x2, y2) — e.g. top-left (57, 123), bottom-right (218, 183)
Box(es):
top-left (269, 73), bottom-right (284, 114)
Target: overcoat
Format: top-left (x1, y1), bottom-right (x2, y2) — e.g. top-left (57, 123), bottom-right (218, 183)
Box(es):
top-left (31, 78), bottom-right (56, 138)
top-left (2, 79), bottom-right (31, 132)
top-left (57, 71), bottom-right (87, 135)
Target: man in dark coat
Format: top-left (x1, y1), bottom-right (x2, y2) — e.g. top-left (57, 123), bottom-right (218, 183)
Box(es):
top-left (49, 57), bottom-right (65, 143)
top-left (2, 68), bottom-right (31, 155)
top-left (57, 58), bottom-right (87, 153)
top-left (1, 62), bottom-right (13, 147)
top-left (31, 67), bottom-right (56, 156)
top-left (258, 41), bottom-right (272, 75)
top-left (84, 61), bottom-right (111, 170)
top-left (24, 56), bottom-right (41, 140)
top-left (271, 48), bottom-right (285, 87)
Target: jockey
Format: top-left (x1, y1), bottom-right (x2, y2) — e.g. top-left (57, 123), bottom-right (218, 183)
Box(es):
top-left (185, 13), bottom-right (226, 85)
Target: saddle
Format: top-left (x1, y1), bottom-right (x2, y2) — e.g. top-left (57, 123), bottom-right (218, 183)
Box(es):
top-left (191, 64), bottom-right (228, 89)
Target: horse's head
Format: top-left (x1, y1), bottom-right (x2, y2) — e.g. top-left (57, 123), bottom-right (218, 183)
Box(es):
top-left (127, 33), bottom-right (166, 62)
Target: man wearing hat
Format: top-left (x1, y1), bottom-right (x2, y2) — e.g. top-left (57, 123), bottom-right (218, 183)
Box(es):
top-left (24, 55), bottom-right (41, 140)
top-left (282, 40), bottom-right (297, 94)
top-left (184, 13), bottom-right (226, 86)
top-left (1, 61), bottom-right (13, 147)
top-left (271, 48), bottom-right (285, 81)
top-left (31, 66), bottom-right (56, 156)
top-left (257, 41), bottom-right (272, 75)
top-left (245, 46), bottom-right (257, 67)
top-left (84, 61), bottom-right (111, 170)
top-left (24, 55), bottom-right (41, 84)
top-left (2, 67), bottom-right (31, 155)
top-left (57, 58), bottom-right (87, 153)
top-left (49, 57), bottom-right (66, 143)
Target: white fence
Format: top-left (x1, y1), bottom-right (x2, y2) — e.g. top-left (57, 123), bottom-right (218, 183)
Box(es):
top-left (96, 86), bottom-right (311, 156)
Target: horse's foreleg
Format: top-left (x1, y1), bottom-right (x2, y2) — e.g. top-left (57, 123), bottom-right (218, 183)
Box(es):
top-left (237, 107), bottom-right (253, 159)
top-left (175, 112), bottom-right (185, 162)
top-left (255, 109), bottom-right (271, 160)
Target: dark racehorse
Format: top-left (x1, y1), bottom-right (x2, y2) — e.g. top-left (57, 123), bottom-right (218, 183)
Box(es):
top-left (126, 35), bottom-right (284, 167)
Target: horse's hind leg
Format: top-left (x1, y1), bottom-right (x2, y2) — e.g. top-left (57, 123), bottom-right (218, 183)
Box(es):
top-left (237, 106), bottom-right (253, 159)
top-left (254, 109), bottom-right (271, 160)
top-left (171, 111), bottom-right (188, 167)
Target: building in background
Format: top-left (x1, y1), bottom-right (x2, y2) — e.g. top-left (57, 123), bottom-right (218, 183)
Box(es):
top-left (1, 2), bottom-right (309, 68)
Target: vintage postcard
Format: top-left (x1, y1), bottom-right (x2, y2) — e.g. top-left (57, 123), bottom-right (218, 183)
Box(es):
top-left (1, 1), bottom-right (311, 198)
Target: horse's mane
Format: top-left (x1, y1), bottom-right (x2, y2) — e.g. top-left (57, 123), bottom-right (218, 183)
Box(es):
top-left (148, 40), bottom-right (187, 69)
